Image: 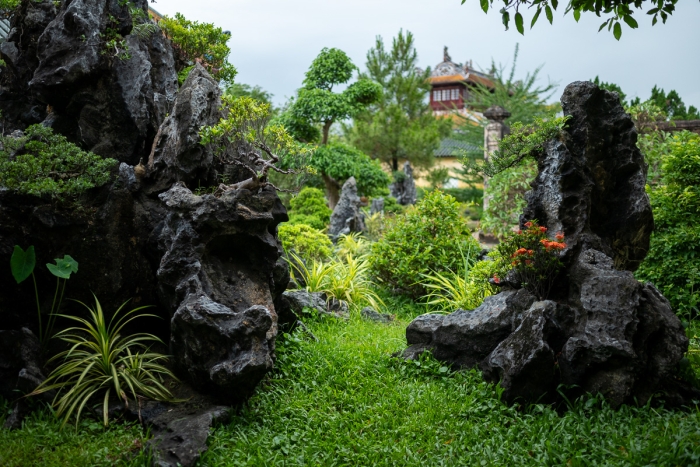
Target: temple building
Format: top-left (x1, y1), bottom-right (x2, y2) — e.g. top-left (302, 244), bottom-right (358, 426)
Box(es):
top-left (428, 47), bottom-right (494, 117)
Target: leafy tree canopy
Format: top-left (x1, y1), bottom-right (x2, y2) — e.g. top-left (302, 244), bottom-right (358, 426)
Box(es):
top-left (292, 48), bottom-right (382, 144)
top-left (224, 83), bottom-right (274, 107)
top-left (346, 30), bottom-right (451, 172)
top-left (471, 0), bottom-right (679, 40)
top-left (310, 143), bottom-right (391, 197)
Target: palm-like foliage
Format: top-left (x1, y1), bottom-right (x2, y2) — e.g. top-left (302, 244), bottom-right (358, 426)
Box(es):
top-left (29, 296), bottom-right (178, 428)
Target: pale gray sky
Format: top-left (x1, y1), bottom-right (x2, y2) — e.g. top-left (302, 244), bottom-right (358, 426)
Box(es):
top-left (152, 0), bottom-right (700, 109)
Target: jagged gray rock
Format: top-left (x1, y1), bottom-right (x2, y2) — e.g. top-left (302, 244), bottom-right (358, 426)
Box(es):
top-left (370, 197), bottom-right (384, 215)
top-left (328, 177), bottom-right (365, 241)
top-left (389, 161), bottom-right (417, 205)
top-left (278, 290), bottom-right (350, 320)
top-left (360, 306), bottom-right (395, 323)
top-left (402, 82), bottom-right (695, 407)
top-left (0, 0), bottom-right (178, 164)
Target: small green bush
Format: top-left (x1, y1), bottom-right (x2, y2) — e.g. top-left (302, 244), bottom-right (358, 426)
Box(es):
top-left (0, 125), bottom-right (117, 200)
top-left (288, 187), bottom-right (332, 230)
top-left (369, 190), bottom-right (479, 299)
top-left (279, 223), bottom-right (333, 263)
top-left (636, 131), bottom-right (700, 319)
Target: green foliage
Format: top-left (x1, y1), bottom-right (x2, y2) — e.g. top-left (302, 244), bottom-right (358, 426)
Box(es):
top-left (158, 12), bottom-right (237, 84)
top-left (335, 232), bottom-right (371, 259)
top-left (473, 0), bottom-right (677, 39)
top-left (291, 48), bottom-right (382, 145)
top-left (420, 244), bottom-right (497, 312)
top-left (200, 95), bottom-right (310, 191)
top-left (636, 131), bottom-right (700, 320)
top-left (0, 407), bottom-right (150, 467)
top-left (483, 116), bottom-right (569, 177)
top-left (288, 252), bottom-right (383, 311)
top-left (310, 143), bottom-right (391, 197)
top-left (346, 30), bottom-right (451, 172)
top-left (493, 221), bottom-right (567, 299)
top-left (287, 187), bottom-right (332, 230)
top-left (370, 190), bottom-right (479, 299)
top-left (11, 246), bottom-right (78, 347)
top-left (273, 106), bottom-right (321, 144)
top-left (649, 86), bottom-right (700, 120)
top-left (0, 125), bottom-right (118, 200)
top-left (481, 161), bottom-right (537, 237)
top-left (30, 296), bottom-right (178, 428)
top-left (0, 0), bottom-right (19, 15)
top-left (199, 315), bottom-right (700, 466)
top-left (278, 223), bottom-right (333, 263)
top-left (223, 82), bottom-right (274, 106)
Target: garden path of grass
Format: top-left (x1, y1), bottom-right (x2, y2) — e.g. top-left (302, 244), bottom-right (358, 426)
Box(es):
top-left (2, 313), bottom-right (700, 466)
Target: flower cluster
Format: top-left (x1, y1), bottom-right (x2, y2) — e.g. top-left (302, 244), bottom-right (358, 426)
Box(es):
top-left (493, 220), bottom-right (566, 300)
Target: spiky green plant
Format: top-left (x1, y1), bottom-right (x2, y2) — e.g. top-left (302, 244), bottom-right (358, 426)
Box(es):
top-left (325, 254), bottom-right (384, 311)
top-left (335, 232), bottom-right (370, 259)
top-left (29, 296), bottom-right (178, 428)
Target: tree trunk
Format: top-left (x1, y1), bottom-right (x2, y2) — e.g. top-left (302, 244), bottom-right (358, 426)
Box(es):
top-left (323, 173), bottom-right (341, 210)
top-left (391, 157), bottom-right (398, 172)
top-left (322, 121), bottom-right (332, 145)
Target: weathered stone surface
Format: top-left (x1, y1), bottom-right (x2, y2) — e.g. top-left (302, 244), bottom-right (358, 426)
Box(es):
top-left (279, 290), bottom-right (349, 320)
top-left (370, 197), bottom-right (384, 215)
top-left (0, 328), bottom-right (48, 429)
top-left (361, 306), bottom-right (395, 323)
top-left (402, 82), bottom-right (694, 407)
top-left (328, 177), bottom-right (365, 240)
top-left (0, 0), bottom-right (178, 164)
top-left (389, 161), bottom-right (417, 206)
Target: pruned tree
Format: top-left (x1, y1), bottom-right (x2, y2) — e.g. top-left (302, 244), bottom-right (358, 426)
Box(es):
top-left (199, 95), bottom-right (309, 193)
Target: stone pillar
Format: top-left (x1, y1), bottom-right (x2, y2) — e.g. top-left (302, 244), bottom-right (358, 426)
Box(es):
top-left (482, 106), bottom-right (511, 213)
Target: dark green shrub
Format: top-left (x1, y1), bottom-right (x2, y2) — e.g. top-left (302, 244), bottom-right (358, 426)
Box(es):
top-left (0, 125), bottom-right (118, 200)
top-left (636, 131), bottom-right (700, 320)
top-left (278, 223), bottom-right (333, 263)
top-left (369, 190), bottom-right (479, 299)
top-left (310, 143), bottom-right (391, 197)
top-left (288, 187), bottom-right (331, 230)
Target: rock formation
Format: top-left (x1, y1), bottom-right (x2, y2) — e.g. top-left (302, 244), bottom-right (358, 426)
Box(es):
top-left (328, 176), bottom-right (366, 241)
top-left (0, 2), bottom-right (290, 462)
top-left (402, 82), bottom-right (696, 407)
top-left (389, 161), bottom-right (417, 205)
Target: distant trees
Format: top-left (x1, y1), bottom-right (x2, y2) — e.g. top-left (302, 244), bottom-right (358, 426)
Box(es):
top-left (346, 30), bottom-right (451, 172)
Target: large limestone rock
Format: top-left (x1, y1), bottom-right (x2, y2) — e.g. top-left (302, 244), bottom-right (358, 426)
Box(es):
top-left (402, 82), bottom-right (696, 407)
top-left (328, 177), bottom-right (365, 240)
top-left (0, 0), bottom-right (178, 163)
top-left (389, 161), bottom-right (417, 205)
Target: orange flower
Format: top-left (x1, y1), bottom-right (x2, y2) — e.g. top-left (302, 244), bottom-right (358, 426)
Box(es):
top-left (555, 232), bottom-right (565, 241)
top-left (539, 226), bottom-right (547, 233)
top-left (493, 276), bottom-right (500, 284)
top-left (524, 221), bottom-right (533, 228)
top-left (517, 230), bottom-right (522, 235)
top-left (527, 249), bottom-right (534, 255)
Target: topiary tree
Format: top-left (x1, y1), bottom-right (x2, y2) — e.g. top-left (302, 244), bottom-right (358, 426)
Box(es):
top-left (278, 223), bottom-right (333, 263)
top-left (288, 187), bottom-right (332, 230)
top-left (636, 131), bottom-right (700, 320)
top-left (369, 190), bottom-right (480, 299)
top-left (310, 143), bottom-right (391, 201)
top-left (0, 125), bottom-right (118, 201)
top-left (289, 48), bottom-right (382, 207)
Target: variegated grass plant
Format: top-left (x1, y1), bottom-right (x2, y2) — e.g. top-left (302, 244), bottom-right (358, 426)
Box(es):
top-left (29, 295), bottom-right (178, 428)
top-left (288, 252), bottom-right (384, 311)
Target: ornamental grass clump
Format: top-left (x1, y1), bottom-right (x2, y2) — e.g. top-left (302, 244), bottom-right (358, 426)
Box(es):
top-left (493, 220), bottom-right (566, 300)
top-left (30, 296), bottom-right (178, 429)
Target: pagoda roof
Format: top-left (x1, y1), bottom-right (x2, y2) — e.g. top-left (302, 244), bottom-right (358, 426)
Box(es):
top-left (428, 47), bottom-right (495, 88)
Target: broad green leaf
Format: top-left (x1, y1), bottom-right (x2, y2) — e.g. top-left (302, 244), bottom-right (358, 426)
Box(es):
top-left (551, 0), bottom-right (558, 9)
top-left (47, 255), bottom-right (79, 280)
top-left (573, 8), bottom-right (581, 22)
top-left (479, 0), bottom-right (488, 13)
top-left (11, 245), bottom-right (36, 284)
top-left (545, 5), bottom-right (553, 24)
top-left (613, 21), bottom-right (622, 40)
top-left (623, 15), bottom-right (638, 28)
top-left (501, 10), bottom-right (510, 30)
top-left (515, 12), bottom-right (524, 34)
top-left (531, 8), bottom-right (542, 27)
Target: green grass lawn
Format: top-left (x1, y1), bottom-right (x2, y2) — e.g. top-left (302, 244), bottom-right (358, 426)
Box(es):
top-left (201, 315), bottom-right (700, 467)
top-left (3, 311), bottom-right (700, 466)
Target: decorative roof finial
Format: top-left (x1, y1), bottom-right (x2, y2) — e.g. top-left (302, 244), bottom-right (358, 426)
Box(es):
top-left (443, 46), bottom-right (451, 63)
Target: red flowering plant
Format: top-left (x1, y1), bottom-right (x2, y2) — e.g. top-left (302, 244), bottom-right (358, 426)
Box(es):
top-left (492, 220), bottom-right (566, 300)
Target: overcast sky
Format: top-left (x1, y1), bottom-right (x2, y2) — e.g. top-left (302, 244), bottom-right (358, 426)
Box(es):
top-left (152, 0), bottom-right (700, 110)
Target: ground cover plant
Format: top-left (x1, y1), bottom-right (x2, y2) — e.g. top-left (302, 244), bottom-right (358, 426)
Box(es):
top-left (199, 315), bottom-right (700, 467)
